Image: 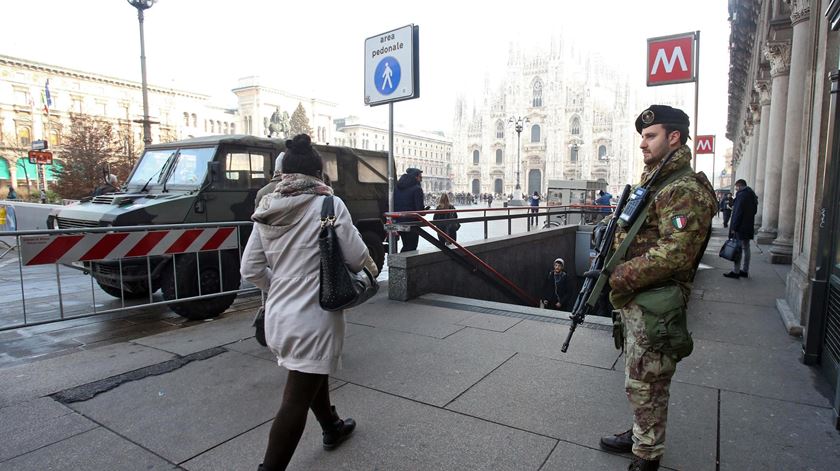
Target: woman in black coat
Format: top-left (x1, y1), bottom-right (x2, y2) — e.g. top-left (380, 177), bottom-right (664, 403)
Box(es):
top-left (432, 193), bottom-right (459, 244)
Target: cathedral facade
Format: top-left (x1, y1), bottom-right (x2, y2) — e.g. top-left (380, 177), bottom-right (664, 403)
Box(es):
top-left (450, 42), bottom-right (638, 198)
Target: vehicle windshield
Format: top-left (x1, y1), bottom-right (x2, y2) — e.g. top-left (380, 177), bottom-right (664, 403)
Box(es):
top-left (126, 146), bottom-right (216, 190)
top-left (167, 147), bottom-right (216, 187)
top-left (127, 150), bottom-right (177, 188)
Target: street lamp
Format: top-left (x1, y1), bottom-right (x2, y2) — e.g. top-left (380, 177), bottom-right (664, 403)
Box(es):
top-left (127, 0), bottom-right (157, 146)
top-left (508, 116), bottom-right (529, 200)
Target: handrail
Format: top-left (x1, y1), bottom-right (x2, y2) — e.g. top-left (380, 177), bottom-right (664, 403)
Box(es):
top-left (387, 210), bottom-right (542, 307)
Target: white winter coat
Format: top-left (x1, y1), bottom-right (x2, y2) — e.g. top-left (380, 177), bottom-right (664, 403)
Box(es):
top-left (240, 192), bottom-right (369, 374)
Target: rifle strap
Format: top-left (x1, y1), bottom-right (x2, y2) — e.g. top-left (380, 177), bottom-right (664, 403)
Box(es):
top-left (586, 166), bottom-right (693, 307)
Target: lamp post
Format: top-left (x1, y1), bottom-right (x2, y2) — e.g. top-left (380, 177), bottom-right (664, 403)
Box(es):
top-left (127, 0), bottom-right (156, 146)
top-left (508, 116), bottom-right (528, 202)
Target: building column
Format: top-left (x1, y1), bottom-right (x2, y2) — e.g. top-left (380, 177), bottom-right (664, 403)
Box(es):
top-left (747, 102), bottom-right (762, 186)
top-left (756, 41), bottom-right (792, 244)
top-left (771, 1), bottom-right (812, 263)
top-left (753, 80), bottom-right (772, 229)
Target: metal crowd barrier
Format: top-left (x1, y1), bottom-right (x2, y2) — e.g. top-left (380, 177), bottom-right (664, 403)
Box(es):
top-left (0, 221), bottom-right (257, 331)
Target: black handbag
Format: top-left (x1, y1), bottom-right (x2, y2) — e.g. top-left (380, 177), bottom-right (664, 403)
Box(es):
top-left (318, 196), bottom-right (378, 311)
top-left (252, 306), bottom-right (267, 347)
top-left (719, 238), bottom-right (741, 262)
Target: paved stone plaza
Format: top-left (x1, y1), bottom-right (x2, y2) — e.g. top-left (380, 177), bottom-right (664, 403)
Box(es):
top-left (1, 222), bottom-right (839, 470)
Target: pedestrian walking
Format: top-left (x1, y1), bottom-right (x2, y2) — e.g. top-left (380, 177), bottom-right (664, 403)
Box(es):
top-left (394, 167), bottom-right (426, 252)
top-left (598, 105), bottom-right (716, 471)
top-left (719, 194), bottom-right (733, 228)
top-left (723, 179), bottom-right (758, 279)
top-left (6, 185), bottom-right (16, 200)
top-left (432, 193), bottom-right (460, 245)
top-left (39, 189), bottom-right (47, 204)
top-left (240, 134), bottom-right (365, 471)
top-left (541, 258), bottom-right (572, 311)
top-left (528, 191), bottom-right (541, 225)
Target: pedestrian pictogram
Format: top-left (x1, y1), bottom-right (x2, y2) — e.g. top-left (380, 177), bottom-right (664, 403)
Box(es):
top-left (695, 135), bottom-right (715, 154)
top-left (647, 32), bottom-right (696, 86)
top-left (364, 24), bottom-right (419, 106)
top-left (375, 57), bottom-right (401, 95)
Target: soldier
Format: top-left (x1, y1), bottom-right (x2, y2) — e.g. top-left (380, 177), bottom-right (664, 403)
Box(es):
top-left (598, 105), bottom-right (716, 470)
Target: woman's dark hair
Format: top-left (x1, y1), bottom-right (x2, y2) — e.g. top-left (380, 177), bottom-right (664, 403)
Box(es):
top-left (281, 134), bottom-right (323, 178)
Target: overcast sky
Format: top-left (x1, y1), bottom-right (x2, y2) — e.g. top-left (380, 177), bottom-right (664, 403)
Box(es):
top-left (2, 0), bottom-right (733, 179)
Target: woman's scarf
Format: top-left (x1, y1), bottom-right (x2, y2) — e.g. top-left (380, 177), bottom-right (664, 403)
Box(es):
top-left (275, 173), bottom-right (333, 197)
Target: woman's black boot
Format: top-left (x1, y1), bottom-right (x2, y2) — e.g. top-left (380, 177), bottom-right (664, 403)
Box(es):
top-left (319, 406), bottom-right (356, 450)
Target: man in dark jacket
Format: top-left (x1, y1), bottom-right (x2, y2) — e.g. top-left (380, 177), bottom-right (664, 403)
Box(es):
top-left (724, 179), bottom-right (758, 279)
top-left (394, 167), bottom-right (425, 252)
top-left (542, 258), bottom-right (572, 310)
top-left (719, 194), bottom-right (733, 227)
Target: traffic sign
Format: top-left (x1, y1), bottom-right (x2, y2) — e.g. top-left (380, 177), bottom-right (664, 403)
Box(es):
top-left (364, 24), bottom-right (419, 106)
top-left (31, 139), bottom-right (48, 151)
top-left (647, 32), bottom-right (696, 86)
top-left (695, 135), bottom-right (715, 154)
top-left (28, 150), bottom-right (53, 165)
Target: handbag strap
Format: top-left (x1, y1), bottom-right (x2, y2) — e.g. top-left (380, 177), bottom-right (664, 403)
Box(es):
top-left (320, 195), bottom-right (335, 227)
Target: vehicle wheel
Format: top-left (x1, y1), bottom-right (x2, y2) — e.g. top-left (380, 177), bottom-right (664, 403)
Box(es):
top-left (96, 279), bottom-right (159, 300)
top-left (362, 232), bottom-right (385, 273)
top-left (160, 250), bottom-right (241, 320)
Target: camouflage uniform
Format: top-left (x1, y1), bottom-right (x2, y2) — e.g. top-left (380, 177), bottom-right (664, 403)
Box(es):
top-left (608, 144), bottom-right (717, 460)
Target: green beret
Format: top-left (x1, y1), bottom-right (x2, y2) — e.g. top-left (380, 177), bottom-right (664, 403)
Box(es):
top-left (635, 105), bottom-right (690, 134)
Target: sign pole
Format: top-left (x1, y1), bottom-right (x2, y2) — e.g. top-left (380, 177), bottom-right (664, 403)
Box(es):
top-left (388, 102), bottom-right (396, 255)
top-left (692, 30), bottom-right (700, 171)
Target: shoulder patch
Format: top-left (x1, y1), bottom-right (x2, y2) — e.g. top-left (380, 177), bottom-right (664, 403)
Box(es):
top-left (672, 215), bottom-right (688, 230)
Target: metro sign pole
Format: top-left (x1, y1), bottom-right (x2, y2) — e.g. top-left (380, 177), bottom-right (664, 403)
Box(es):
top-left (647, 31), bottom-right (700, 170)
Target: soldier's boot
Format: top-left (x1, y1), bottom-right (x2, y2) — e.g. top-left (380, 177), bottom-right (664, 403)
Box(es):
top-left (319, 406), bottom-right (356, 450)
top-left (628, 455), bottom-right (660, 471)
top-left (599, 428), bottom-right (633, 453)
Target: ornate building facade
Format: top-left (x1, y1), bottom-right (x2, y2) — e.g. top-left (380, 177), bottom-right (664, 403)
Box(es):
top-left (450, 42), bottom-right (638, 198)
top-left (0, 54), bottom-right (336, 192)
top-left (728, 0), bottom-right (840, 425)
top-left (333, 116), bottom-right (453, 193)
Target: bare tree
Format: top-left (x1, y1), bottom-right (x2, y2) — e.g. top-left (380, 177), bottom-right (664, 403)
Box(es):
top-left (53, 114), bottom-right (117, 199)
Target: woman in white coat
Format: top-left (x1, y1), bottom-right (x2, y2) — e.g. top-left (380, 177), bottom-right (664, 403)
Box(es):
top-left (241, 134), bottom-right (369, 471)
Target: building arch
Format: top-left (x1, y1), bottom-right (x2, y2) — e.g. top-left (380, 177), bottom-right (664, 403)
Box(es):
top-left (494, 178), bottom-right (503, 194)
top-left (495, 148), bottom-right (503, 165)
top-left (531, 124), bottom-right (541, 143)
top-left (532, 78), bottom-right (543, 107)
top-left (472, 149), bottom-right (480, 165)
top-left (471, 179), bottom-right (480, 195)
top-left (570, 116), bottom-right (581, 135)
top-left (528, 169), bottom-right (542, 195)
top-left (496, 120), bottom-right (505, 139)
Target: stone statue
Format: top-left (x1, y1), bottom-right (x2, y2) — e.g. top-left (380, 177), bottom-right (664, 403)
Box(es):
top-left (266, 107), bottom-right (290, 138)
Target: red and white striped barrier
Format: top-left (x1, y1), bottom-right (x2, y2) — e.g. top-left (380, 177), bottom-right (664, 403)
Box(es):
top-left (20, 227), bottom-right (238, 266)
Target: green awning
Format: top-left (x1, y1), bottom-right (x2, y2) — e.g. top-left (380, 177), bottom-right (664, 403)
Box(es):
top-left (0, 156), bottom-right (62, 181)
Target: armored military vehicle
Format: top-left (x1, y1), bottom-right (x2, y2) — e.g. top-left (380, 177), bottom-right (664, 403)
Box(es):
top-left (49, 135), bottom-right (389, 319)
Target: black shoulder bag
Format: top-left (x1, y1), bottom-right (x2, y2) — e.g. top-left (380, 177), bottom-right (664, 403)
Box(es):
top-left (319, 196), bottom-right (378, 311)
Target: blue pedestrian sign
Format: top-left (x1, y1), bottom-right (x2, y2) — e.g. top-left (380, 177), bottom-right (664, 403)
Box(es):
top-left (374, 57), bottom-right (401, 95)
top-left (364, 25), bottom-right (419, 106)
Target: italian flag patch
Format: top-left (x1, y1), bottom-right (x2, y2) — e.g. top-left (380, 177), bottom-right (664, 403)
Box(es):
top-left (672, 215), bottom-right (688, 230)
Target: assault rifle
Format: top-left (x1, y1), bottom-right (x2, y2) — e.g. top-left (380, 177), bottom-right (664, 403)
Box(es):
top-left (561, 184), bottom-right (632, 353)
